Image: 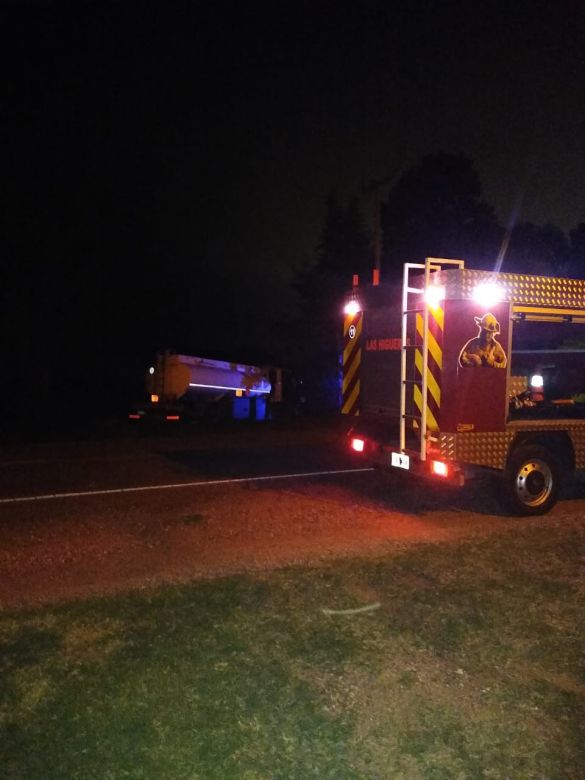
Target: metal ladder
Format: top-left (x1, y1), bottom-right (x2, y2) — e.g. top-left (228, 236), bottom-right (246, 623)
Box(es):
top-left (399, 258), bottom-right (464, 460)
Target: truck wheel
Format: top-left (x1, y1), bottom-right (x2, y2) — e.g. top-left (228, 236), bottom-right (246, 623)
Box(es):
top-left (503, 445), bottom-right (561, 516)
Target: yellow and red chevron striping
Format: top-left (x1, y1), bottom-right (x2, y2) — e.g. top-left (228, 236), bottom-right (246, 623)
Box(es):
top-left (413, 306), bottom-right (444, 432)
top-left (342, 312), bottom-right (362, 415)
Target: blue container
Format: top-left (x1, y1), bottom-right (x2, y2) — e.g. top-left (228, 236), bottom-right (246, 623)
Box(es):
top-left (255, 396), bottom-right (267, 421)
top-left (232, 396), bottom-right (251, 420)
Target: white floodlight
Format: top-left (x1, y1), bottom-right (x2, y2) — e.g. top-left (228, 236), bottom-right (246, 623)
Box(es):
top-left (472, 282), bottom-right (503, 307)
top-left (149, 366), bottom-right (155, 375)
top-left (344, 299), bottom-right (361, 316)
top-left (530, 374), bottom-right (544, 389)
top-left (424, 285), bottom-right (445, 309)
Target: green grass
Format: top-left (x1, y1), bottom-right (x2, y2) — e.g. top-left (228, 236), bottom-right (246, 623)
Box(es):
top-left (1, 522), bottom-right (584, 779)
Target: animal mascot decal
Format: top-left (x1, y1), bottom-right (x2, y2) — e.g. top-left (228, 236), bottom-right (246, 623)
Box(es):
top-left (459, 312), bottom-right (507, 368)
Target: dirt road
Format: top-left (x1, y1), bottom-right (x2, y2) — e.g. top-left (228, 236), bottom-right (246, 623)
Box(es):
top-left (2, 423), bottom-right (584, 609)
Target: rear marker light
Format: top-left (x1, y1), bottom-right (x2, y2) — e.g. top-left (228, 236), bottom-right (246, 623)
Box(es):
top-left (128, 414), bottom-right (141, 420)
top-left (431, 460), bottom-right (448, 477)
top-left (351, 438), bottom-right (365, 452)
top-left (166, 415), bottom-right (180, 421)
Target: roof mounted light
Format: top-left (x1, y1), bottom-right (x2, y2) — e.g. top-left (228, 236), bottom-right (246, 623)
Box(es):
top-left (424, 285), bottom-right (445, 309)
top-left (344, 299), bottom-right (361, 316)
top-left (473, 282), bottom-right (503, 307)
top-left (530, 374), bottom-right (544, 389)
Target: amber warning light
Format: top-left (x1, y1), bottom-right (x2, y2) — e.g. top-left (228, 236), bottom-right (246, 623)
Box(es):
top-left (351, 437), bottom-right (365, 452)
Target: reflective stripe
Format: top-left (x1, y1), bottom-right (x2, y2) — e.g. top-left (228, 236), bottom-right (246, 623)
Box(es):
top-left (416, 313), bottom-right (443, 369)
top-left (434, 304), bottom-right (445, 331)
top-left (342, 379), bottom-right (360, 415)
top-left (343, 317), bottom-right (362, 364)
top-left (415, 350), bottom-right (441, 406)
top-left (414, 384), bottom-right (439, 431)
top-left (513, 305), bottom-right (585, 318)
top-left (342, 312), bottom-right (362, 415)
top-left (342, 348), bottom-right (361, 393)
top-left (413, 304), bottom-right (443, 434)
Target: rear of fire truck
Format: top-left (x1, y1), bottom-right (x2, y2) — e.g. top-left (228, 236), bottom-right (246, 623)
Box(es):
top-left (344, 258), bottom-right (585, 515)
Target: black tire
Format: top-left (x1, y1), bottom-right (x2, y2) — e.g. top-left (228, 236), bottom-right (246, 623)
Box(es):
top-left (503, 445), bottom-right (561, 516)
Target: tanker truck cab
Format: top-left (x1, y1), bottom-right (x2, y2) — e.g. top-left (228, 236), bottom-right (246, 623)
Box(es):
top-left (343, 258), bottom-right (585, 515)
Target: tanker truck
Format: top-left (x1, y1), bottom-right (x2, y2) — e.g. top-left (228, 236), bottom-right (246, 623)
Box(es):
top-left (128, 352), bottom-right (283, 423)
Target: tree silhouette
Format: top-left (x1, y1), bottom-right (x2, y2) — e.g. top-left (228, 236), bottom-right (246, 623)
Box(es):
top-left (293, 190), bottom-right (372, 409)
top-left (316, 190), bottom-right (372, 279)
top-left (569, 223), bottom-right (585, 278)
top-left (380, 153), bottom-right (502, 278)
top-left (502, 222), bottom-right (571, 276)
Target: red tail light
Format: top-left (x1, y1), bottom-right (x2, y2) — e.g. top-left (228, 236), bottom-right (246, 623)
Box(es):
top-left (128, 414), bottom-right (141, 420)
top-left (166, 415), bottom-right (180, 421)
top-left (431, 460), bottom-right (449, 477)
top-left (351, 437), bottom-right (365, 452)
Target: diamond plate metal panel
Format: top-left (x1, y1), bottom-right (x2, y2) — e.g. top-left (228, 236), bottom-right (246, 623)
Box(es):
top-left (438, 432), bottom-right (511, 468)
top-left (435, 268), bottom-right (585, 308)
top-left (451, 432), bottom-right (513, 469)
top-left (439, 421), bottom-right (585, 471)
top-left (508, 375), bottom-right (528, 398)
top-left (570, 427), bottom-right (585, 469)
top-left (507, 421), bottom-right (585, 469)
top-left (438, 433), bottom-right (456, 461)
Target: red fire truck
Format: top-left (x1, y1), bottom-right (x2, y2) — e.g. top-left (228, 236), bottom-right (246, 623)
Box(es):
top-left (343, 258), bottom-right (585, 515)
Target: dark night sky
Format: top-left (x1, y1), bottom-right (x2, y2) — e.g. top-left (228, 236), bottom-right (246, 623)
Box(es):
top-left (2, 1), bottom-right (585, 419)
top-left (5, 2), bottom-right (585, 262)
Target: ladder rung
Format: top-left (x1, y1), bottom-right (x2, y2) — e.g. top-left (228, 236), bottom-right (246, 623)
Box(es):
top-left (406, 286), bottom-right (423, 293)
top-left (402, 413), bottom-right (422, 420)
top-left (403, 308), bottom-right (423, 314)
top-left (402, 378), bottom-right (422, 385)
top-left (402, 344), bottom-right (420, 349)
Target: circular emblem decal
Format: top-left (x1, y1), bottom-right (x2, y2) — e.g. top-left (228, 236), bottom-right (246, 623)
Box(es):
top-left (348, 324), bottom-right (357, 339)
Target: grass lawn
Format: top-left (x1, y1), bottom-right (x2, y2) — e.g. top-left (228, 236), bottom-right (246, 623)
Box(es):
top-left (1, 520), bottom-right (584, 779)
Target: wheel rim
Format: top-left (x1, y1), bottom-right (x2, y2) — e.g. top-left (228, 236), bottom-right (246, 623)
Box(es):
top-left (514, 458), bottom-right (554, 507)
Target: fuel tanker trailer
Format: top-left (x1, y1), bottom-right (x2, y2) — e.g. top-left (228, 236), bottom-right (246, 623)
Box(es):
top-left (128, 352), bottom-right (282, 423)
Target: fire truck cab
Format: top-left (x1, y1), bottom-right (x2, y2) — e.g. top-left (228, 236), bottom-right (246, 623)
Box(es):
top-left (343, 258), bottom-right (585, 515)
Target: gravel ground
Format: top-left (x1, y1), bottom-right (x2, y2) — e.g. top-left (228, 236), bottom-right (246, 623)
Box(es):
top-left (2, 423), bottom-right (585, 609)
